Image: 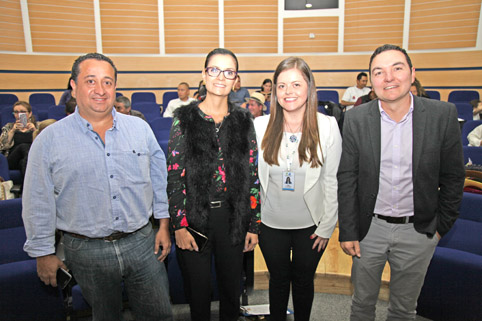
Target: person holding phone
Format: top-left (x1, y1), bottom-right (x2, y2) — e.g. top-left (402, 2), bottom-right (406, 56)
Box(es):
top-left (254, 57), bottom-right (342, 321)
top-left (167, 48), bottom-right (260, 321)
top-left (0, 101), bottom-right (37, 179)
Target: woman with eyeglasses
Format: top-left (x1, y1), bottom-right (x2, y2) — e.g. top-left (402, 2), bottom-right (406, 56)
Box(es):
top-left (166, 48), bottom-right (260, 321)
top-left (0, 101), bottom-right (38, 179)
top-left (254, 57), bottom-right (342, 320)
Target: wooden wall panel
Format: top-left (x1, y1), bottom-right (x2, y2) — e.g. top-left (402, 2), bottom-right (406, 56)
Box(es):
top-left (0, 0), bottom-right (25, 52)
top-left (100, 0), bottom-right (160, 54)
top-left (409, 0), bottom-right (480, 50)
top-left (1, 51), bottom-right (481, 104)
top-left (224, 0), bottom-right (277, 54)
top-left (284, 17), bottom-right (338, 53)
top-left (344, 0), bottom-right (404, 52)
top-left (163, 0), bottom-right (218, 54)
top-left (27, 0), bottom-right (96, 53)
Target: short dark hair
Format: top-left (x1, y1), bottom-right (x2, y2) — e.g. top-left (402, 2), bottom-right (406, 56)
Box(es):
top-left (369, 44), bottom-right (413, 74)
top-left (204, 48), bottom-right (239, 72)
top-left (115, 95), bottom-right (131, 108)
top-left (178, 82), bottom-right (190, 88)
top-left (71, 53), bottom-right (117, 83)
top-left (357, 72), bottom-right (367, 81)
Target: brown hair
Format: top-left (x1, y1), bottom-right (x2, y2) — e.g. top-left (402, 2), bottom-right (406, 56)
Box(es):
top-left (261, 57), bottom-right (322, 168)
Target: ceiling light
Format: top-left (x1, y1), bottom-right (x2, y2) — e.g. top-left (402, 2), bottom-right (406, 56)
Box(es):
top-left (305, 2), bottom-right (313, 8)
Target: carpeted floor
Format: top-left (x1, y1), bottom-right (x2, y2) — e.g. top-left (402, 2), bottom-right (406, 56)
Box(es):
top-left (89, 289), bottom-right (431, 320)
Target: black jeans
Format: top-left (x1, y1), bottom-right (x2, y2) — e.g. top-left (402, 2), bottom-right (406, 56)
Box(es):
top-left (176, 205), bottom-right (244, 321)
top-left (259, 223), bottom-right (326, 321)
top-left (7, 143), bottom-right (31, 179)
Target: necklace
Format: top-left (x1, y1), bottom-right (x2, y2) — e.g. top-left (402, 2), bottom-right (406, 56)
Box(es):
top-left (285, 120), bottom-right (302, 143)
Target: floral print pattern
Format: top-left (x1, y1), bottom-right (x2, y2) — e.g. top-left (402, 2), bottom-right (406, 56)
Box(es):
top-left (167, 106), bottom-right (261, 233)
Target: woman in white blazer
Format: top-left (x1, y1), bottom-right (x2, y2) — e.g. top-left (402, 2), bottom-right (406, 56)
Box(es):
top-left (254, 57), bottom-right (342, 321)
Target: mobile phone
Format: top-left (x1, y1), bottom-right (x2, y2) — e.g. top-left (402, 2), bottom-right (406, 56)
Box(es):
top-left (187, 227), bottom-right (208, 252)
top-left (19, 113), bottom-right (27, 128)
top-left (56, 267), bottom-right (72, 289)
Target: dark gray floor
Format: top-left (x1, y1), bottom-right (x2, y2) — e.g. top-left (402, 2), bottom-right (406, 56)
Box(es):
top-left (82, 290), bottom-right (432, 320)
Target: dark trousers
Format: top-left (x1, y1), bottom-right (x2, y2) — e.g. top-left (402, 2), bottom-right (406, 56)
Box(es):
top-left (259, 223), bottom-right (326, 321)
top-left (176, 206), bottom-right (244, 321)
top-left (7, 143), bottom-right (31, 179)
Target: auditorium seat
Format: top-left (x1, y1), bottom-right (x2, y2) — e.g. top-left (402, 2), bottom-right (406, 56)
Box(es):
top-left (132, 102), bottom-right (161, 121)
top-left (0, 198), bottom-right (66, 321)
top-left (425, 90), bottom-right (440, 100)
top-left (0, 93), bottom-right (18, 109)
top-left (48, 105), bottom-right (68, 120)
top-left (417, 192), bottom-right (482, 321)
top-left (448, 90), bottom-right (479, 104)
top-left (161, 91), bottom-right (178, 116)
top-left (463, 146), bottom-right (482, 164)
top-left (317, 90), bottom-right (339, 103)
top-left (131, 92), bottom-right (156, 106)
top-left (29, 93), bottom-right (56, 107)
top-left (454, 102), bottom-right (474, 121)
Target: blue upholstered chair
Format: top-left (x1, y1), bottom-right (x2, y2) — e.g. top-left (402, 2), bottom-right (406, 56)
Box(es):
top-left (48, 105), bottom-right (68, 120)
top-left (425, 90), bottom-right (440, 100)
top-left (463, 146), bottom-right (482, 164)
top-left (132, 102), bottom-right (161, 121)
top-left (454, 102), bottom-right (474, 122)
top-left (417, 192), bottom-right (482, 321)
top-left (0, 198), bottom-right (66, 320)
top-left (131, 92), bottom-right (157, 105)
top-left (317, 90), bottom-right (339, 104)
top-left (0, 94), bottom-right (19, 109)
top-left (448, 90), bottom-right (479, 104)
top-left (161, 91), bottom-right (178, 116)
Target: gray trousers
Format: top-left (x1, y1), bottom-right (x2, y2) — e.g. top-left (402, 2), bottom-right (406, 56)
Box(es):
top-left (350, 216), bottom-right (439, 321)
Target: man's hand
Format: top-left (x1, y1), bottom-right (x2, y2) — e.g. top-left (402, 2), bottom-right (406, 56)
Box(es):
top-left (36, 255), bottom-right (67, 287)
top-left (174, 228), bottom-right (198, 251)
top-left (154, 218), bottom-right (171, 262)
top-left (244, 232), bottom-right (258, 252)
top-left (340, 241), bottom-right (361, 258)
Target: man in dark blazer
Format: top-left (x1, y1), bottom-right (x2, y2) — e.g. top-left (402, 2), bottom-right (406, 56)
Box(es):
top-left (337, 44), bottom-right (465, 320)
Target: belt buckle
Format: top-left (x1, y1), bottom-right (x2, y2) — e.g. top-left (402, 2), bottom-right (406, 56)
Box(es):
top-left (210, 201), bottom-right (222, 208)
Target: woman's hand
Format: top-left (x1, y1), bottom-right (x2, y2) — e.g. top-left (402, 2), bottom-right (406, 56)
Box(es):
top-left (244, 232), bottom-right (258, 252)
top-left (25, 122), bottom-right (36, 131)
top-left (174, 228), bottom-right (198, 251)
top-left (311, 234), bottom-right (329, 252)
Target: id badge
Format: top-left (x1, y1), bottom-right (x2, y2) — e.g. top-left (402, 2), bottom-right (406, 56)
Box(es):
top-left (282, 171), bottom-right (295, 191)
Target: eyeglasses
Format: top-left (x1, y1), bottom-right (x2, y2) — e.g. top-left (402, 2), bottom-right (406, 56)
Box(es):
top-left (12, 111), bottom-right (28, 115)
top-left (205, 67), bottom-right (237, 80)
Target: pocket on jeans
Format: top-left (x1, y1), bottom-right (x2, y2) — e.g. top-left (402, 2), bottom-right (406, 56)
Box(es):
top-left (63, 235), bottom-right (86, 252)
top-left (135, 224), bottom-right (152, 239)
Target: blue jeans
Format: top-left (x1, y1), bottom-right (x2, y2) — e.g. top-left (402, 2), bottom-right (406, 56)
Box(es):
top-left (63, 224), bottom-right (172, 321)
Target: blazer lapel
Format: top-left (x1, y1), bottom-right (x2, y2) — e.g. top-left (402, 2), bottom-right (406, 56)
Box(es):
top-left (412, 97), bottom-right (426, 178)
top-left (367, 102), bottom-right (381, 174)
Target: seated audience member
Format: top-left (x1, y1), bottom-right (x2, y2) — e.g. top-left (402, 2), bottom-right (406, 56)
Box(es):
top-left (341, 72), bottom-right (371, 111)
top-left (58, 77), bottom-right (73, 106)
top-left (114, 96), bottom-right (147, 121)
top-left (65, 97), bottom-right (76, 115)
top-left (245, 92), bottom-right (266, 118)
top-left (354, 89), bottom-right (377, 107)
top-left (470, 99), bottom-right (482, 120)
top-left (468, 124), bottom-right (482, 147)
top-left (410, 78), bottom-right (430, 98)
top-left (0, 101), bottom-right (38, 179)
top-left (256, 78), bottom-right (272, 103)
top-left (33, 119), bottom-right (56, 140)
top-left (163, 82), bottom-right (196, 118)
top-left (229, 75), bottom-right (250, 108)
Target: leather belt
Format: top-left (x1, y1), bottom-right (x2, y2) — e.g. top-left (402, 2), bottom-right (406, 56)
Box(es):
top-left (209, 200), bottom-right (223, 208)
top-left (62, 224), bottom-right (147, 242)
top-left (373, 214), bottom-right (414, 224)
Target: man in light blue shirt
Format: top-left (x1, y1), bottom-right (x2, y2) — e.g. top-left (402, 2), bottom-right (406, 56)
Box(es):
top-left (22, 53), bottom-right (172, 320)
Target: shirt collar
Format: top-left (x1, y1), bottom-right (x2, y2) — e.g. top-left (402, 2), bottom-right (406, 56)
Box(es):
top-left (73, 106), bottom-right (118, 133)
top-left (378, 93), bottom-right (414, 123)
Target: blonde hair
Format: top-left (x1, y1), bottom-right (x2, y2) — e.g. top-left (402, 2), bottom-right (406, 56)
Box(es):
top-left (33, 119), bottom-right (56, 140)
